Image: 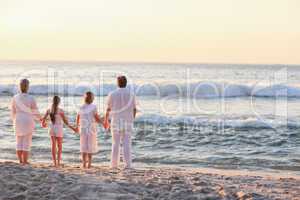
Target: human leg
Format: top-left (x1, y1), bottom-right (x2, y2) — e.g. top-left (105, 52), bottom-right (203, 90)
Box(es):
top-left (122, 132), bottom-right (132, 169)
top-left (51, 136), bottom-right (57, 166)
top-left (57, 137), bottom-right (63, 166)
top-left (111, 131), bottom-right (121, 168)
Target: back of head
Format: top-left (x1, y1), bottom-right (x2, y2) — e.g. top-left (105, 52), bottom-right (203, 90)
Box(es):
top-left (20, 79), bottom-right (30, 93)
top-left (117, 76), bottom-right (127, 88)
top-left (84, 91), bottom-right (94, 104)
top-left (50, 96), bottom-right (60, 124)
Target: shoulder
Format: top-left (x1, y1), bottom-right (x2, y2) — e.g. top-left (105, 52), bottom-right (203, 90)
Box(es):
top-left (123, 87), bottom-right (134, 94)
top-left (90, 104), bottom-right (97, 110)
top-left (12, 95), bottom-right (17, 102)
top-left (107, 91), bottom-right (117, 101)
top-left (128, 89), bottom-right (135, 96)
top-left (109, 90), bottom-right (117, 97)
top-left (79, 104), bottom-right (96, 112)
top-left (124, 88), bottom-right (135, 97)
top-left (79, 104), bottom-right (86, 110)
top-left (12, 93), bottom-right (21, 100)
top-left (26, 94), bottom-right (35, 101)
top-left (58, 108), bottom-right (64, 114)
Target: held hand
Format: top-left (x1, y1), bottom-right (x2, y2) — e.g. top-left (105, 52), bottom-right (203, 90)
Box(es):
top-left (103, 120), bottom-right (110, 130)
top-left (68, 125), bottom-right (78, 134)
top-left (72, 126), bottom-right (79, 134)
top-left (41, 120), bottom-right (47, 128)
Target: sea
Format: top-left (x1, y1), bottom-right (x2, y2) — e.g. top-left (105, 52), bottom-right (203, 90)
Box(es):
top-left (0, 61), bottom-right (299, 175)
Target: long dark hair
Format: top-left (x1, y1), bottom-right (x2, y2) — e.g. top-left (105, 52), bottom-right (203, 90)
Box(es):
top-left (50, 96), bottom-right (60, 124)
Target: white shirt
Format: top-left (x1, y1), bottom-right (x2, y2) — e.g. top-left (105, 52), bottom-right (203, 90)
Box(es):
top-left (107, 87), bottom-right (137, 125)
top-left (11, 93), bottom-right (40, 136)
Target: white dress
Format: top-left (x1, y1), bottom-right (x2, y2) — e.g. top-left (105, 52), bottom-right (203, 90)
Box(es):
top-left (78, 104), bottom-right (98, 153)
top-left (11, 93), bottom-right (40, 151)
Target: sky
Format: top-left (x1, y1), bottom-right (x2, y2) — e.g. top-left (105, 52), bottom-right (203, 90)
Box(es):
top-left (0, 0), bottom-right (299, 64)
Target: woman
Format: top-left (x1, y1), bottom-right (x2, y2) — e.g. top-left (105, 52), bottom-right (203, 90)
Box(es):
top-left (11, 79), bottom-right (41, 165)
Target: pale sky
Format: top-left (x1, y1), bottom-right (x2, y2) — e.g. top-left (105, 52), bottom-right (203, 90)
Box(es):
top-left (0, 0), bottom-right (299, 64)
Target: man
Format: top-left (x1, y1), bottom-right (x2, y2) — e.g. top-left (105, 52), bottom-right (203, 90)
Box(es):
top-left (105, 76), bottom-right (137, 169)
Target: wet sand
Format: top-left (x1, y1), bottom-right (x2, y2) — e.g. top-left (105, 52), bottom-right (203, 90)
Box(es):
top-left (0, 161), bottom-right (299, 200)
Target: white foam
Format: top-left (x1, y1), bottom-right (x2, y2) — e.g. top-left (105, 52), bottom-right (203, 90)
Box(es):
top-left (135, 113), bottom-right (300, 129)
top-left (1, 82), bottom-right (300, 98)
top-left (252, 84), bottom-right (300, 97)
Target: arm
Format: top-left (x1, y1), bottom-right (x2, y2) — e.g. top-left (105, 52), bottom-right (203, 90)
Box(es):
top-left (10, 98), bottom-right (16, 121)
top-left (133, 96), bottom-right (137, 119)
top-left (31, 98), bottom-right (42, 122)
top-left (76, 114), bottom-right (80, 129)
top-left (133, 108), bottom-right (137, 119)
top-left (94, 112), bottom-right (103, 124)
top-left (105, 108), bottom-right (111, 122)
top-left (104, 108), bottom-right (111, 129)
top-left (60, 111), bottom-right (69, 126)
top-left (62, 112), bottom-right (77, 133)
top-left (104, 94), bottom-right (112, 129)
top-left (42, 110), bottom-right (49, 121)
top-left (41, 110), bottom-right (49, 128)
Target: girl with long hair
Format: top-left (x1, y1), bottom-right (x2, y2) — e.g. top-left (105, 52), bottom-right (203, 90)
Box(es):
top-left (42, 96), bottom-right (76, 167)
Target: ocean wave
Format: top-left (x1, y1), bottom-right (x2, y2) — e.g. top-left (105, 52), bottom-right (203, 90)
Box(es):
top-left (135, 113), bottom-right (300, 129)
top-left (1, 82), bottom-right (300, 98)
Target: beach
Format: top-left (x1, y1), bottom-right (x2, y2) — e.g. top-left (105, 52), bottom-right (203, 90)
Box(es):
top-left (1, 0), bottom-right (299, 198)
top-left (1, 62), bottom-right (300, 199)
top-left (1, 161), bottom-right (299, 200)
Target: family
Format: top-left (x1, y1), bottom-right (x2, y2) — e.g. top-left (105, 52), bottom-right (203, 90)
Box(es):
top-left (11, 76), bottom-right (137, 169)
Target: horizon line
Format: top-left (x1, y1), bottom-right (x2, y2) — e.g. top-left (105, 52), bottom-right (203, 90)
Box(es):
top-left (0, 59), bottom-right (299, 67)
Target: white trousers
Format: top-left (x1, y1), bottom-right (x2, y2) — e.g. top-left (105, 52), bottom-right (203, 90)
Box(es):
top-left (111, 130), bottom-right (132, 168)
top-left (16, 134), bottom-right (32, 151)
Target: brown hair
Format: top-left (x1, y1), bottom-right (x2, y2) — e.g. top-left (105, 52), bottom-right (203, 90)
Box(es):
top-left (117, 76), bottom-right (127, 88)
top-left (20, 79), bottom-right (29, 93)
top-left (84, 91), bottom-right (94, 104)
top-left (50, 96), bottom-right (60, 124)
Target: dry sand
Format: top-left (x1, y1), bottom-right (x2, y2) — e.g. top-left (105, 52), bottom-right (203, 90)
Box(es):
top-left (0, 161), bottom-right (299, 200)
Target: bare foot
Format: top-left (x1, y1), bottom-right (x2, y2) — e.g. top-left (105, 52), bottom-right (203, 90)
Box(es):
top-left (22, 162), bottom-right (30, 165)
top-left (123, 167), bottom-right (133, 171)
top-left (110, 167), bottom-right (119, 170)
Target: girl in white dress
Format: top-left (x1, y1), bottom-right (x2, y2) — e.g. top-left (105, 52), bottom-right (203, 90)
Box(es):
top-left (42, 96), bottom-right (76, 167)
top-left (75, 92), bottom-right (104, 168)
top-left (11, 79), bottom-right (41, 165)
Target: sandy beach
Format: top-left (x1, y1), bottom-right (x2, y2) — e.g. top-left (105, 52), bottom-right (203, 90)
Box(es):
top-left (0, 161), bottom-right (299, 200)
